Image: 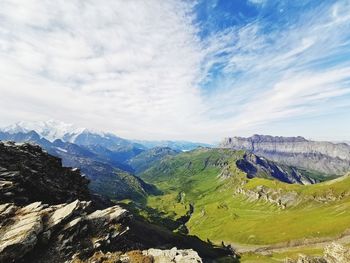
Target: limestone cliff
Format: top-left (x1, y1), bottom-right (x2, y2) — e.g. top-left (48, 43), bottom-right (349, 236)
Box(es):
top-left (220, 135), bottom-right (350, 176)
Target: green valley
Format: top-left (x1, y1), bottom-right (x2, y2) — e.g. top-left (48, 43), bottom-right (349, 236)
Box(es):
top-left (130, 148), bottom-right (350, 260)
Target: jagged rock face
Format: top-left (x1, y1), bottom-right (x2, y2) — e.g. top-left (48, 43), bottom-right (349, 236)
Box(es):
top-left (220, 135), bottom-right (350, 175)
top-left (0, 141), bottom-right (90, 205)
top-left (0, 200), bottom-right (209, 263)
top-left (0, 200), bottom-right (131, 263)
top-left (236, 153), bottom-right (315, 184)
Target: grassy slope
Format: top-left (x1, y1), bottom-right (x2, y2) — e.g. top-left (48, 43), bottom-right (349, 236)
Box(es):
top-left (127, 147), bottom-right (178, 174)
top-left (239, 247), bottom-right (324, 262)
top-left (138, 148), bottom-right (350, 248)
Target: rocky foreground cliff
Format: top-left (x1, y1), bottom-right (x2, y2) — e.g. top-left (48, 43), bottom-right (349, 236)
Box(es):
top-left (0, 141), bottom-right (234, 263)
top-left (220, 135), bottom-right (350, 176)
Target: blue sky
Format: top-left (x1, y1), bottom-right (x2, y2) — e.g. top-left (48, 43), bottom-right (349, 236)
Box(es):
top-left (0, 0), bottom-right (349, 142)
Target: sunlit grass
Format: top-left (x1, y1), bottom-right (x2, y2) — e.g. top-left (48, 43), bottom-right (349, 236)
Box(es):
top-left (138, 148), bottom-right (350, 249)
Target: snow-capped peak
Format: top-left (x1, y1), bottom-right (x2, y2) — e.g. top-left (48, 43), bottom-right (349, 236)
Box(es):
top-left (2, 122), bottom-right (30, 134)
top-left (1, 120), bottom-right (104, 142)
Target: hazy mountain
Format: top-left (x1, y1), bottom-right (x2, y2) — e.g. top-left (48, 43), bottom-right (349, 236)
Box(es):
top-left (220, 134), bottom-right (350, 176)
top-left (135, 139), bottom-right (212, 151)
top-left (1, 120), bottom-right (210, 153)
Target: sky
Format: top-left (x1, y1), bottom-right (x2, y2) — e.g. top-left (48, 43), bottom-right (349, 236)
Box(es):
top-left (0, 0), bottom-right (350, 142)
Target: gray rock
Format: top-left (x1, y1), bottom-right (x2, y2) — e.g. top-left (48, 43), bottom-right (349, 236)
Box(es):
top-left (0, 141), bottom-right (90, 206)
top-left (47, 200), bottom-right (82, 230)
top-left (236, 152), bottom-right (315, 184)
top-left (87, 205), bottom-right (128, 223)
top-left (0, 203), bottom-right (44, 262)
top-left (142, 247), bottom-right (202, 263)
top-left (220, 135), bottom-right (350, 176)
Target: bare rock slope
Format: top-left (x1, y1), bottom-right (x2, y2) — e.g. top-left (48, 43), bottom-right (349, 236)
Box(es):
top-left (0, 141), bottom-right (90, 205)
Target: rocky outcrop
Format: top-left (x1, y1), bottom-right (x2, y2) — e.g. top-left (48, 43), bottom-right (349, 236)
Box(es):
top-left (0, 200), bottom-right (130, 263)
top-left (70, 248), bottom-right (202, 263)
top-left (236, 153), bottom-right (315, 184)
top-left (0, 199), bottom-right (208, 263)
top-left (142, 248), bottom-right (202, 262)
top-left (285, 243), bottom-right (350, 263)
top-left (234, 180), bottom-right (350, 208)
top-left (0, 141), bottom-right (90, 205)
top-left (234, 185), bottom-right (300, 209)
top-left (220, 135), bottom-right (350, 175)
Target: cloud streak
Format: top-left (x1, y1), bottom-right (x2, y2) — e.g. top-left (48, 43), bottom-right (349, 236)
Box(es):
top-left (0, 0), bottom-right (349, 141)
top-left (0, 0), bottom-right (208, 139)
top-left (200, 0), bottom-right (350, 139)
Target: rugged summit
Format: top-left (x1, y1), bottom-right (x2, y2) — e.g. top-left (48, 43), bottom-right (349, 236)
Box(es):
top-left (220, 135), bottom-right (350, 176)
top-left (0, 141), bottom-right (90, 205)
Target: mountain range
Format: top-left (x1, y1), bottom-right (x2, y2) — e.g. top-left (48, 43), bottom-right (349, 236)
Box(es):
top-left (0, 141), bottom-right (233, 262)
top-left (0, 128), bottom-right (152, 201)
top-left (1, 121), bottom-right (350, 262)
top-left (2, 120), bottom-right (210, 151)
top-left (220, 134), bottom-right (350, 177)
top-left (0, 120), bottom-right (211, 200)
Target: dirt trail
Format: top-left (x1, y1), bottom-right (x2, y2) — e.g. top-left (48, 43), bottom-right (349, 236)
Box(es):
top-left (231, 232), bottom-right (350, 254)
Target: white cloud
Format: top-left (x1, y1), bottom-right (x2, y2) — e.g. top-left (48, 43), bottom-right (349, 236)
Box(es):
top-left (0, 0), bottom-right (349, 142)
top-left (0, 0), bottom-right (208, 140)
top-left (199, 1), bottom-right (350, 139)
top-left (230, 68), bottom-right (350, 129)
top-left (247, 0), bottom-right (266, 5)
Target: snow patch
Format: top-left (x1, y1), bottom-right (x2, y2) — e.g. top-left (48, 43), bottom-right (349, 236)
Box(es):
top-left (56, 147), bottom-right (67, 153)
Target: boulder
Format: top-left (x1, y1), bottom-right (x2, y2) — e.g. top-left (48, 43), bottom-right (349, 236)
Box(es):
top-left (142, 247), bottom-right (202, 263)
